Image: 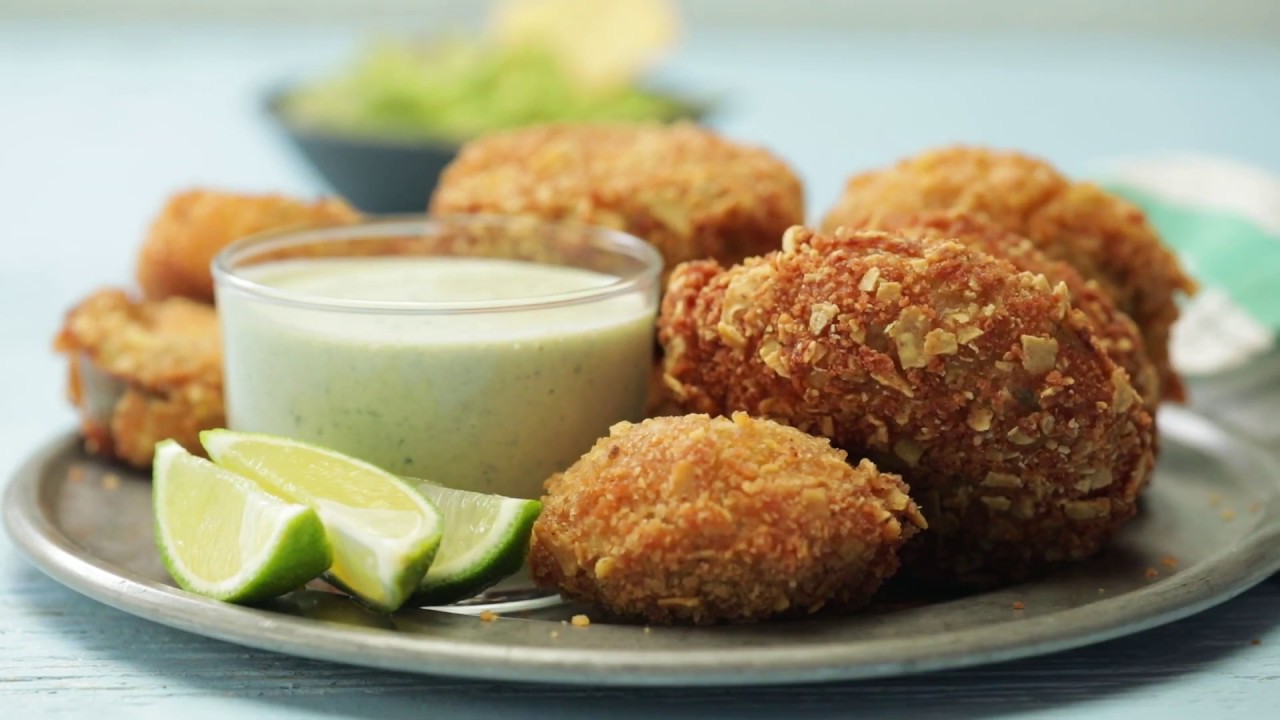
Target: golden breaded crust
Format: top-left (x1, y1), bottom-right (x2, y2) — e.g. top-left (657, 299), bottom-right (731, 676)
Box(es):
top-left (429, 122), bottom-right (805, 275)
top-left (821, 146), bottom-right (1195, 402)
top-left (658, 227), bottom-right (1156, 586)
top-left (644, 357), bottom-right (682, 418)
top-left (54, 289), bottom-right (223, 467)
top-left (137, 190), bottom-right (359, 303)
top-left (846, 210), bottom-right (1160, 408)
top-left (529, 413), bottom-right (924, 624)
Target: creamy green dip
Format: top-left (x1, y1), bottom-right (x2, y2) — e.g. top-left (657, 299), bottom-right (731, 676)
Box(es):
top-left (219, 257), bottom-right (655, 499)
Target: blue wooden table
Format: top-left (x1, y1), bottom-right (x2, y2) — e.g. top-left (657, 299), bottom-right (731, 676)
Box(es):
top-left (2, 21), bottom-right (1278, 717)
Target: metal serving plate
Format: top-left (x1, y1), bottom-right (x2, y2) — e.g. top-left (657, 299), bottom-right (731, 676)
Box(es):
top-left (5, 408), bottom-right (1279, 686)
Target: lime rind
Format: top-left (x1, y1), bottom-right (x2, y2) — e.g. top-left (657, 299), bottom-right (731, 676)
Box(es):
top-left (312, 498), bottom-right (441, 611)
top-left (152, 440), bottom-right (332, 604)
top-left (410, 482), bottom-right (542, 606)
top-left (199, 429), bottom-right (443, 612)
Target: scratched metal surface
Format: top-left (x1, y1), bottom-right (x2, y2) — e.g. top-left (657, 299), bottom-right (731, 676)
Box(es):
top-left (8, 407), bottom-right (1280, 687)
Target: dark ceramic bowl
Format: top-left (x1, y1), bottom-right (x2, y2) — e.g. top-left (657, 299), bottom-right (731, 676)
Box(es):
top-left (264, 87), bottom-right (713, 215)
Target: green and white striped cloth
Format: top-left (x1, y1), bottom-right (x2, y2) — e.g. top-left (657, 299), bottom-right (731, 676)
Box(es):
top-left (1101, 156), bottom-right (1279, 376)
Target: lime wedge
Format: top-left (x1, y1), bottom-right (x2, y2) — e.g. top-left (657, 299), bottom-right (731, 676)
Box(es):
top-left (410, 480), bottom-right (542, 605)
top-left (200, 430), bottom-right (443, 612)
top-left (152, 440), bottom-right (331, 603)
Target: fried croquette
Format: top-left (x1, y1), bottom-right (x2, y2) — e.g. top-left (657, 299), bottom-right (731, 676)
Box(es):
top-left (137, 189), bottom-right (360, 303)
top-left (529, 413), bottom-right (925, 624)
top-left (54, 289), bottom-right (223, 467)
top-left (658, 227), bottom-right (1156, 586)
top-left (429, 122), bottom-right (805, 275)
top-left (821, 146), bottom-right (1195, 402)
top-left (644, 357), bottom-right (683, 418)
top-left (848, 210), bottom-right (1160, 408)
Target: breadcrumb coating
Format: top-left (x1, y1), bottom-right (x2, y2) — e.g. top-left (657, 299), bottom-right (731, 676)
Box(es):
top-left (845, 210), bottom-right (1160, 408)
top-left (429, 122), bottom-right (805, 276)
top-left (53, 289), bottom-right (223, 467)
top-left (645, 357), bottom-right (682, 418)
top-left (658, 227), bottom-right (1156, 586)
top-left (529, 413), bottom-right (924, 624)
top-left (137, 189), bottom-right (359, 303)
top-left (821, 146), bottom-right (1195, 402)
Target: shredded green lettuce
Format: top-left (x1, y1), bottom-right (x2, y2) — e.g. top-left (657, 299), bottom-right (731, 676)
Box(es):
top-left (282, 38), bottom-right (692, 142)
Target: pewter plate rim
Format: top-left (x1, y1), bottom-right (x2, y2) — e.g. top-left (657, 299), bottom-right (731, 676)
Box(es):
top-left (6, 408), bottom-right (1280, 687)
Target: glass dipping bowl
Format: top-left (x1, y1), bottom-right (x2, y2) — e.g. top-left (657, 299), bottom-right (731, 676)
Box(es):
top-left (213, 215), bottom-right (662, 500)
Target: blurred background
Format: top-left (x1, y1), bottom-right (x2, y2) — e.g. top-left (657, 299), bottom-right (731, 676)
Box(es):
top-left (7, 0), bottom-right (1280, 34)
top-left (4, 0), bottom-right (1278, 218)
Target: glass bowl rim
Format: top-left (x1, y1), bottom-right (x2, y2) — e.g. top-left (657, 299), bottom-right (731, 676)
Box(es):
top-left (211, 214), bottom-right (664, 315)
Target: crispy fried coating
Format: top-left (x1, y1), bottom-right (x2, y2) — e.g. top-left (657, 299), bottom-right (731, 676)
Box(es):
top-left (529, 413), bottom-right (924, 624)
top-left (821, 146), bottom-right (1195, 402)
top-left (644, 357), bottom-right (683, 418)
top-left (658, 227), bottom-right (1156, 586)
top-left (137, 190), bottom-right (360, 303)
top-left (847, 210), bottom-right (1160, 408)
top-left (429, 122), bottom-right (805, 276)
top-left (54, 289), bottom-right (223, 467)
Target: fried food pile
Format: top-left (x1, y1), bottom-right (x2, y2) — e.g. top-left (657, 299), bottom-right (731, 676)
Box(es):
top-left (821, 147), bottom-right (1195, 402)
top-left (530, 413), bottom-right (925, 624)
top-left (56, 127), bottom-right (1196, 622)
top-left (55, 190), bottom-right (358, 467)
top-left (657, 227), bottom-right (1156, 586)
top-left (425, 134), bottom-right (1185, 616)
